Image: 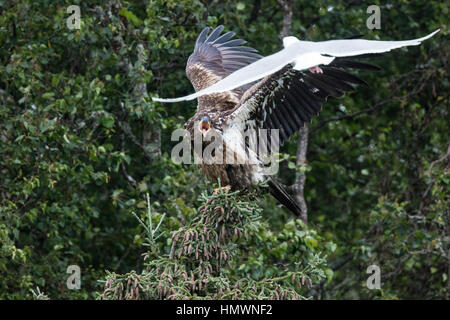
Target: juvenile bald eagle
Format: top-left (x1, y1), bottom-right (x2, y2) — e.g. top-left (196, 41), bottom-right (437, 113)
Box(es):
top-left (154, 26), bottom-right (439, 218)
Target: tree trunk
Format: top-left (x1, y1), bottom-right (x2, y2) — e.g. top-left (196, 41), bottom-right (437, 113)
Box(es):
top-left (278, 0), bottom-right (308, 223)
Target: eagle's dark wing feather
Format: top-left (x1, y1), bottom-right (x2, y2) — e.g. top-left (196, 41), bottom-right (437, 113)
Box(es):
top-left (226, 58), bottom-right (380, 147)
top-left (186, 26), bottom-right (262, 98)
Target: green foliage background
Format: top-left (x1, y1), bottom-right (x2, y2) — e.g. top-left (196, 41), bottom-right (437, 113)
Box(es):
top-left (0, 0), bottom-right (448, 299)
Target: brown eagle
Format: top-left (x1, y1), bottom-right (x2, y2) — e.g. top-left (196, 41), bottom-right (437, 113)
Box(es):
top-left (154, 26), bottom-right (439, 218)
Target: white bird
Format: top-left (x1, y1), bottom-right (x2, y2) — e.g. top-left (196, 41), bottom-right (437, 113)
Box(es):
top-left (153, 29), bottom-right (439, 103)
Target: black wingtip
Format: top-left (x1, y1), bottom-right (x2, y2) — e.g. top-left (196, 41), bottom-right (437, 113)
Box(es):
top-left (204, 25), bottom-right (225, 43)
top-left (195, 27), bottom-right (211, 49)
top-left (345, 34), bottom-right (366, 39)
top-left (331, 59), bottom-right (382, 71)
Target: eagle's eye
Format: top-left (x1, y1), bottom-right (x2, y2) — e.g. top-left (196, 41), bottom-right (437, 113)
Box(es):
top-left (199, 116), bottom-right (211, 135)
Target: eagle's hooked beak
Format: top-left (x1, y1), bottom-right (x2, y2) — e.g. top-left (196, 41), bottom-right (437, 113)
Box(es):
top-left (199, 116), bottom-right (211, 136)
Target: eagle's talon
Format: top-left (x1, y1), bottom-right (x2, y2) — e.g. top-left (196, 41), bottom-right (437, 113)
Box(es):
top-left (212, 185), bottom-right (231, 195)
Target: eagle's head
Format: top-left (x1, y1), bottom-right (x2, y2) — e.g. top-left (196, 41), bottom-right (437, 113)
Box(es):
top-left (198, 115), bottom-right (211, 137)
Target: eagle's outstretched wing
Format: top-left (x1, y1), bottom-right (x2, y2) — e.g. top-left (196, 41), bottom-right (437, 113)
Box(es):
top-left (185, 25), bottom-right (262, 105)
top-left (221, 58), bottom-right (380, 219)
top-left (224, 57), bottom-right (380, 146)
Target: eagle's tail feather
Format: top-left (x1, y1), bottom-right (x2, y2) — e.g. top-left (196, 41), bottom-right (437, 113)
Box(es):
top-left (267, 178), bottom-right (303, 219)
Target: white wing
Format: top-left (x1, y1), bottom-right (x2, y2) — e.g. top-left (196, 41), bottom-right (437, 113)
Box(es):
top-left (152, 29), bottom-right (439, 103)
top-left (310, 29), bottom-right (440, 57)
